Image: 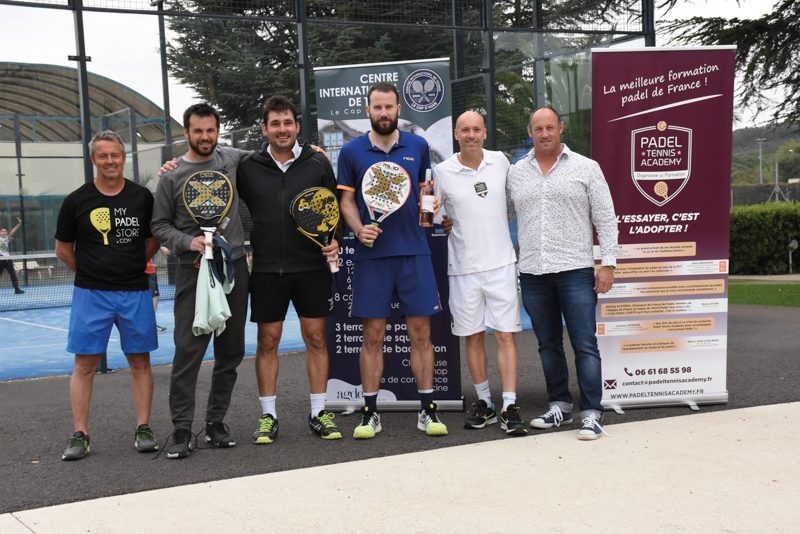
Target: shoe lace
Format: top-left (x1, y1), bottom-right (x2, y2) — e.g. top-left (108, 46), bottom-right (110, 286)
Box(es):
top-left (67, 434), bottom-right (87, 449)
top-left (317, 411), bottom-right (338, 429)
top-left (425, 404), bottom-right (442, 424)
top-left (470, 400), bottom-right (490, 418)
top-left (581, 414), bottom-right (611, 437)
top-left (543, 405), bottom-right (566, 427)
top-left (136, 426), bottom-right (155, 441)
top-left (504, 406), bottom-right (522, 424)
top-left (152, 428), bottom-right (196, 460)
top-left (258, 415), bottom-right (276, 433)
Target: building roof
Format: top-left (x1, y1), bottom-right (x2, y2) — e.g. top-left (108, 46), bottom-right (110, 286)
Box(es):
top-left (0, 62), bottom-right (182, 143)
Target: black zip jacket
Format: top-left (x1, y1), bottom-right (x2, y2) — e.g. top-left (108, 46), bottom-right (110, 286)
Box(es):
top-left (237, 142), bottom-right (343, 274)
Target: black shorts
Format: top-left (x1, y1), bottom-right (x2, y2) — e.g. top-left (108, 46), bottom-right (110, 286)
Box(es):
top-left (249, 270), bottom-right (333, 323)
top-left (147, 273), bottom-right (160, 297)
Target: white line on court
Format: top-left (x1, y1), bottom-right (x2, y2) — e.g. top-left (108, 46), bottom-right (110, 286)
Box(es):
top-left (0, 343), bottom-right (65, 351)
top-left (0, 316), bottom-right (69, 332)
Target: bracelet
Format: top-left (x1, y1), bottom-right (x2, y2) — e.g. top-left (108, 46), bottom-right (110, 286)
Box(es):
top-left (356, 227), bottom-right (362, 239)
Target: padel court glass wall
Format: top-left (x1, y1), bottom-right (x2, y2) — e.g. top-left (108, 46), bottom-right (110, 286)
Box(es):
top-left (0, 0), bottom-right (654, 308)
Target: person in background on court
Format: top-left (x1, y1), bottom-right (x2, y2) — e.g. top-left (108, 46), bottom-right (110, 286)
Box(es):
top-left (1, 217), bottom-right (25, 294)
top-left (506, 106), bottom-right (618, 440)
top-left (146, 246), bottom-right (170, 333)
top-left (337, 82), bottom-right (447, 439)
top-left (151, 103), bottom-right (250, 459)
top-left (436, 111), bottom-right (526, 436)
top-left (55, 130), bottom-right (160, 461)
top-left (237, 95), bottom-right (343, 444)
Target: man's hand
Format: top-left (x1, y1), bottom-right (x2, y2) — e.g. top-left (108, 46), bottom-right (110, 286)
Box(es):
top-left (322, 238), bottom-right (339, 266)
top-left (442, 215), bottom-right (453, 236)
top-left (309, 144), bottom-right (331, 161)
top-left (189, 235), bottom-right (212, 253)
top-left (356, 224), bottom-right (381, 245)
top-left (594, 266), bottom-right (615, 294)
top-left (158, 158), bottom-right (179, 177)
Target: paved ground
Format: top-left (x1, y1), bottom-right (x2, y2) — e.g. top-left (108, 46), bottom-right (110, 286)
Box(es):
top-left (1, 302), bottom-right (798, 532)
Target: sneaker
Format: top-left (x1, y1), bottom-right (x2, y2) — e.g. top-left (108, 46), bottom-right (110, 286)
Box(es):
top-left (417, 403), bottom-right (448, 436)
top-left (577, 413), bottom-right (610, 441)
top-left (156, 325), bottom-right (167, 333)
top-left (134, 424), bottom-right (159, 452)
top-left (166, 428), bottom-right (194, 459)
top-left (253, 414), bottom-right (278, 444)
top-left (61, 431), bottom-right (90, 461)
top-left (500, 404), bottom-right (528, 436)
top-left (309, 410), bottom-right (342, 440)
top-left (353, 406), bottom-right (381, 439)
top-left (205, 421), bottom-right (236, 447)
top-left (530, 405), bottom-right (573, 429)
top-left (14, 288), bottom-right (24, 294)
top-left (464, 399), bottom-right (497, 429)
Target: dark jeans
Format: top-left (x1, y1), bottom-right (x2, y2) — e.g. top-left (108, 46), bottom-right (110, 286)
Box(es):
top-left (520, 267), bottom-right (603, 417)
top-left (169, 256), bottom-right (249, 431)
top-left (0, 260), bottom-right (20, 289)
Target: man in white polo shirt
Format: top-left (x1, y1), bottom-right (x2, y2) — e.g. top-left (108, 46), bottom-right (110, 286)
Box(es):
top-left (435, 111), bottom-right (526, 436)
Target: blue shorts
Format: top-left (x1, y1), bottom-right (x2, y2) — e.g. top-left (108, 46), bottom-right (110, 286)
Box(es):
top-left (67, 288), bottom-right (158, 355)
top-left (351, 256), bottom-right (441, 318)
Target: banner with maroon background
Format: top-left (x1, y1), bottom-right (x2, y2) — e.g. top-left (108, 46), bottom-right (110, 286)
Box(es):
top-left (591, 47), bottom-right (735, 411)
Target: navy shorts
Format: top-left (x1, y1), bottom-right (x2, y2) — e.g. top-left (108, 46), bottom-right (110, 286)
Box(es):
top-left (67, 287), bottom-right (157, 355)
top-left (350, 255), bottom-right (441, 318)
top-left (147, 273), bottom-right (160, 297)
top-left (249, 270), bottom-right (333, 323)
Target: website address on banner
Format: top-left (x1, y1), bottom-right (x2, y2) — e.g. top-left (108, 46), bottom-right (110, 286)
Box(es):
top-left (621, 377), bottom-right (712, 387)
top-left (610, 389), bottom-right (704, 399)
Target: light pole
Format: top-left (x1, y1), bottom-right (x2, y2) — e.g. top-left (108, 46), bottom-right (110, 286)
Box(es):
top-left (756, 138), bottom-right (767, 185)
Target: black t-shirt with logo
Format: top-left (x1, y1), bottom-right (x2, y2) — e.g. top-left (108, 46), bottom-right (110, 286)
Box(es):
top-left (55, 179), bottom-right (154, 291)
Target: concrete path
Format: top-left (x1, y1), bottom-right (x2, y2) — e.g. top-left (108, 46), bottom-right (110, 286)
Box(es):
top-left (1, 402), bottom-right (797, 533)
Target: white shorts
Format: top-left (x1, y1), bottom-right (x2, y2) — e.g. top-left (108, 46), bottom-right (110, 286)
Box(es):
top-left (448, 263), bottom-right (521, 336)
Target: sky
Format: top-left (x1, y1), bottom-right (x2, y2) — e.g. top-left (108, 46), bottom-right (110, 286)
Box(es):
top-left (0, 0), bottom-right (776, 131)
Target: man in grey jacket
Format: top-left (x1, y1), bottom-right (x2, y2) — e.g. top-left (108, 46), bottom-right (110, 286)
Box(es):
top-left (151, 103), bottom-right (250, 459)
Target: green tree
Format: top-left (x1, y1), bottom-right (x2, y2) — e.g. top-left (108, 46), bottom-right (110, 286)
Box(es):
top-left (662, 0), bottom-right (800, 127)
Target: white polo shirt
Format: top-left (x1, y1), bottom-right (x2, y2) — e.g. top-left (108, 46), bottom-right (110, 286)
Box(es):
top-left (434, 149), bottom-right (516, 276)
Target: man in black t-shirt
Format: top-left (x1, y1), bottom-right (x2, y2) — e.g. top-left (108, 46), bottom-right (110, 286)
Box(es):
top-left (55, 131), bottom-right (161, 461)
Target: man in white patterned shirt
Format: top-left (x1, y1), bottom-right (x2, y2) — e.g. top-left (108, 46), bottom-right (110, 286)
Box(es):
top-left (506, 106), bottom-right (618, 440)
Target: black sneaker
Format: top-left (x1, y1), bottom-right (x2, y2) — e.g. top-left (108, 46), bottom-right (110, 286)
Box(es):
top-left (156, 325), bottom-right (167, 333)
top-left (62, 431), bottom-right (90, 461)
top-left (253, 414), bottom-right (279, 444)
top-left (166, 428), bottom-right (194, 459)
top-left (14, 288), bottom-right (24, 294)
top-left (464, 399), bottom-right (497, 429)
top-left (134, 424), bottom-right (159, 452)
top-left (500, 404), bottom-right (528, 436)
top-left (204, 421), bottom-right (236, 447)
top-left (309, 410), bottom-right (343, 440)
top-left (353, 407), bottom-right (381, 439)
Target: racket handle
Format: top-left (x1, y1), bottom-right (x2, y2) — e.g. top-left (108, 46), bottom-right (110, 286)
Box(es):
top-left (364, 221), bottom-right (380, 248)
top-left (201, 227), bottom-right (215, 259)
top-left (328, 259), bottom-right (339, 273)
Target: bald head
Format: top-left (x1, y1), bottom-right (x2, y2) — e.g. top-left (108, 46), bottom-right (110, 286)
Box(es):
top-left (454, 111), bottom-right (487, 157)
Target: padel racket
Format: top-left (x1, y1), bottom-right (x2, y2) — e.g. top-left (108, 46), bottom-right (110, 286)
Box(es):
top-left (360, 161), bottom-right (411, 248)
top-left (290, 187), bottom-right (340, 273)
top-left (182, 170), bottom-right (234, 259)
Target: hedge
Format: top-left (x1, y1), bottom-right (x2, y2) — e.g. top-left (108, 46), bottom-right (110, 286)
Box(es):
top-left (729, 202), bottom-right (800, 274)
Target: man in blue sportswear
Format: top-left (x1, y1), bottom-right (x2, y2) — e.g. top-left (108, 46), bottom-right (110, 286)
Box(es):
top-left (337, 82), bottom-right (447, 439)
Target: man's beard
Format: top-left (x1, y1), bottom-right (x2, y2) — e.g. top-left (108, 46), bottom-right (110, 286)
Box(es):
top-left (189, 136), bottom-right (217, 157)
top-left (370, 115), bottom-right (398, 136)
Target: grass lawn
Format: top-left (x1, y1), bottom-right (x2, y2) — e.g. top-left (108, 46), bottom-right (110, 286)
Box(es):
top-left (728, 282), bottom-right (800, 307)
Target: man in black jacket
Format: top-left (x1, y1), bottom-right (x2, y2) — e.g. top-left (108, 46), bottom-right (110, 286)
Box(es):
top-left (237, 95), bottom-right (343, 443)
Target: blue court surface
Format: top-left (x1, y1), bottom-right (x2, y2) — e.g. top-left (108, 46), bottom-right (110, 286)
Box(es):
top-left (0, 299), bottom-right (305, 381)
top-left (1, 295), bottom-right (533, 381)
